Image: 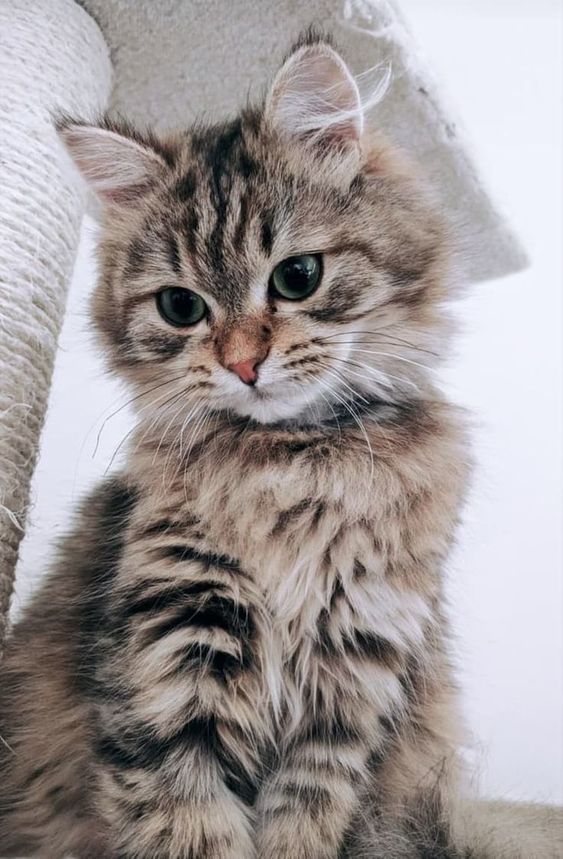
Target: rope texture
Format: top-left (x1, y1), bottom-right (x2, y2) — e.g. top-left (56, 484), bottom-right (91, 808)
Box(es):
top-left (0, 0), bottom-right (111, 655)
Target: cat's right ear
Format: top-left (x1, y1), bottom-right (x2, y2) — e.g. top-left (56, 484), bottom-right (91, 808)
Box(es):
top-left (265, 38), bottom-right (363, 156)
top-left (56, 118), bottom-right (171, 206)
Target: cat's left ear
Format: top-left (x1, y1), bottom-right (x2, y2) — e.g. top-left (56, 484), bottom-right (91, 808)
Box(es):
top-left (57, 118), bottom-right (172, 206)
top-left (266, 39), bottom-right (362, 167)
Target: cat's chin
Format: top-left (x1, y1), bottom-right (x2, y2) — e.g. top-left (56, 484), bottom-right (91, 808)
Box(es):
top-left (217, 385), bottom-right (323, 425)
top-left (224, 396), bottom-right (310, 425)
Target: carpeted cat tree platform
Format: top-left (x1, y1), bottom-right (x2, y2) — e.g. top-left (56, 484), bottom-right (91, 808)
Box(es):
top-left (0, 1), bottom-right (527, 665)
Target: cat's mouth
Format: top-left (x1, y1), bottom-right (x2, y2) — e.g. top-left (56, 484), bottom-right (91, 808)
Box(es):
top-left (218, 376), bottom-right (315, 423)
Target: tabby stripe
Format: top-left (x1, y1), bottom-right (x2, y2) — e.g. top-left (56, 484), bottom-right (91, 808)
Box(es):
top-left (124, 236), bottom-right (148, 278)
top-left (204, 120), bottom-right (244, 269)
top-left (123, 579), bottom-right (227, 618)
top-left (260, 214), bottom-right (274, 256)
top-left (138, 514), bottom-right (201, 537)
top-left (324, 239), bottom-right (379, 266)
top-left (96, 717), bottom-right (216, 771)
top-left (137, 332), bottom-right (186, 359)
top-left (298, 747), bottom-right (367, 781)
top-left (174, 169), bottom-right (197, 201)
top-left (155, 543), bottom-right (241, 572)
top-left (271, 499), bottom-right (311, 536)
top-left (217, 743), bottom-right (260, 806)
top-left (177, 641), bottom-right (250, 674)
top-left (232, 191), bottom-right (250, 250)
top-left (97, 718), bottom-right (259, 804)
top-left (307, 306), bottom-right (371, 324)
top-left (344, 631), bottom-right (403, 669)
top-left (316, 627), bottom-right (402, 670)
top-left (144, 594), bottom-right (253, 644)
top-left (166, 232), bottom-right (182, 273)
top-left (185, 210), bottom-right (199, 255)
top-left (279, 782), bottom-right (334, 817)
top-left (299, 714), bottom-right (364, 745)
top-left (96, 734), bottom-right (144, 770)
top-left (237, 150), bottom-right (258, 179)
top-left (140, 518), bottom-right (176, 537)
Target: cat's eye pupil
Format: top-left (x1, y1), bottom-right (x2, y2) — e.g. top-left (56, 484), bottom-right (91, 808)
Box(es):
top-left (270, 254), bottom-right (322, 301)
top-left (156, 287), bottom-right (206, 327)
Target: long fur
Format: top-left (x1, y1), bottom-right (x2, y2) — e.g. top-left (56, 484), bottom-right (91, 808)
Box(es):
top-left (1, 33), bottom-right (561, 859)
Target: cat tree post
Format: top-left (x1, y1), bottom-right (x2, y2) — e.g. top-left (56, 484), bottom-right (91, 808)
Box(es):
top-left (0, 0), bottom-right (111, 655)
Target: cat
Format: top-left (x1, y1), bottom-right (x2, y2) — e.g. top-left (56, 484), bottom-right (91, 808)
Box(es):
top-left (0, 30), bottom-right (560, 859)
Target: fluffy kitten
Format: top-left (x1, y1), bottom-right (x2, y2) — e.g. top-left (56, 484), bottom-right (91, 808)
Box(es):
top-left (0, 32), bottom-right (560, 859)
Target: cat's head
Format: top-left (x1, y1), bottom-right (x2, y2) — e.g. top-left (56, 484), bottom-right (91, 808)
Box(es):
top-left (59, 33), bottom-right (449, 427)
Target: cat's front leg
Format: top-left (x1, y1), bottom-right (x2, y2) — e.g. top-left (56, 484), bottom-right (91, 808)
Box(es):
top-left (256, 717), bottom-right (371, 859)
top-left (93, 547), bottom-right (273, 859)
top-left (255, 608), bottom-right (411, 858)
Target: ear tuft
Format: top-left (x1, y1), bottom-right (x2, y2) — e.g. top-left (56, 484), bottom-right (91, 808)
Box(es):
top-left (266, 40), bottom-right (363, 150)
top-left (57, 117), bottom-right (169, 205)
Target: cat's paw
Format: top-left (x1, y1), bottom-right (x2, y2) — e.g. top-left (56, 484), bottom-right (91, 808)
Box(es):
top-left (192, 813), bottom-right (256, 859)
top-left (256, 822), bottom-right (335, 859)
top-left (112, 803), bottom-right (256, 859)
top-left (204, 810), bottom-right (257, 859)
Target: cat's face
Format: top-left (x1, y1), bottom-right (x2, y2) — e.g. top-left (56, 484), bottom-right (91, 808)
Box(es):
top-left (60, 37), bottom-right (447, 428)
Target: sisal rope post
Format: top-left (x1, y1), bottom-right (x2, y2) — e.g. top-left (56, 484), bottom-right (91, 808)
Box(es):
top-left (0, 0), bottom-right (112, 656)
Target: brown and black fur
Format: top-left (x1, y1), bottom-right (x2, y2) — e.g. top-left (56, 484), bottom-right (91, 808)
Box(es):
top-left (1, 33), bottom-right (561, 859)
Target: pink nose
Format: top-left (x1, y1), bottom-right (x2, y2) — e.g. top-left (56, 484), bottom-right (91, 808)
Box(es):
top-left (227, 358), bottom-right (260, 386)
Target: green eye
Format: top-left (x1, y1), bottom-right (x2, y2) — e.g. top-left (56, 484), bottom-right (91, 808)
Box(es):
top-left (156, 287), bottom-right (207, 327)
top-left (270, 254), bottom-right (322, 301)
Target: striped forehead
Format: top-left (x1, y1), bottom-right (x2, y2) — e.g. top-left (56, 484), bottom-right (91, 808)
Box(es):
top-left (166, 120), bottom-right (281, 306)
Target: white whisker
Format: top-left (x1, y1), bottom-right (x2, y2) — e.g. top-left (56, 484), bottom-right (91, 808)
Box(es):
top-left (317, 363), bottom-right (370, 405)
top-left (332, 357), bottom-right (420, 393)
top-left (92, 374), bottom-right (185, 458)
top-left (104, 384), bottom-right (191, 475)
top-left (315, 375), bottom-right (375, 482)
top-left (346, 347), bottom-right (431, 371)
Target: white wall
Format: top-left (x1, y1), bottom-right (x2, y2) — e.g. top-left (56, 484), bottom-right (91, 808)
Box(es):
top-left (13, 0), bottom-right (563, 804)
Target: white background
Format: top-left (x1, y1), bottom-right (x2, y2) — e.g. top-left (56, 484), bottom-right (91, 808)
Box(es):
top-left (12, 1), bottom-right (563, 803)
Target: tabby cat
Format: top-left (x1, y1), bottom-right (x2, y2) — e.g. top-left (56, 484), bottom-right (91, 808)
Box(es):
top-left (0, 31), bottom-right (559, 859)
